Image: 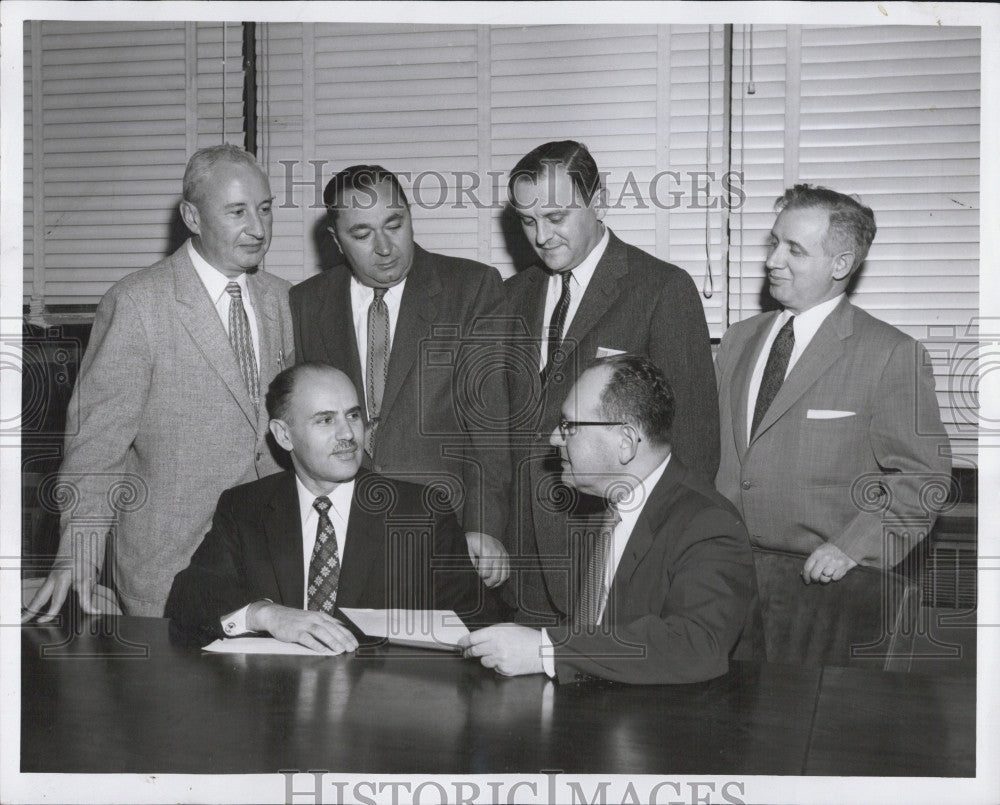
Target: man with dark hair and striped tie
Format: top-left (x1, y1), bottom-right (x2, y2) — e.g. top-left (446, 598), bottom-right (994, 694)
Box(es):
top-left (497, 140), bottom-right (718, 630)
top-left (166, 363), bottom-right (489, 649)
top-left (290, 165), bottom-right (512, 594)
top-left (24, 145), bottom-right (295, 621)
top-left (460, 354), bottom-right (756, 684)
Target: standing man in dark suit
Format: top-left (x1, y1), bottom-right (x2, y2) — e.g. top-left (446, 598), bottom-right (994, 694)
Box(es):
top-left (290, 166), bottom-right (511, 590)
top-left (460, 355), bottom-right (753, 684)
top-left (25, 144), bottom-right (295, 619)
top-left (166, 363), bottom-right (486, 649)
top-left (715, 185), bottom-right (950, 582)
top-left (499, 140), bottom-right (718, 623)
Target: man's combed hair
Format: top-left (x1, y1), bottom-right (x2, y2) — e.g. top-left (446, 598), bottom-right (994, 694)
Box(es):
top-left (265, 362), bottom-right (333, 421)
top-left (507, 140), bottom-right (603, 206)
top-left (595, 354), bottom-right (675, 447)
top-left (182, 144), bottom-right (263, 206)
top-left (775, 183), bottom-right (877, 272)
top-left (324, 164), bottom-right (409, 223)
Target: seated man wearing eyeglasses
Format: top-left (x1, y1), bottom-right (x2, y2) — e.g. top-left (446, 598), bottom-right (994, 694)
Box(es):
top-left (460, 354), bottom-right (758, 684)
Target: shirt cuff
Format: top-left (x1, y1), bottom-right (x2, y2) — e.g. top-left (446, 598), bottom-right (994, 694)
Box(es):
top-left (221, 599), bottom-right (270, 637)
top-left (540, 628), bottom-right (557, 679)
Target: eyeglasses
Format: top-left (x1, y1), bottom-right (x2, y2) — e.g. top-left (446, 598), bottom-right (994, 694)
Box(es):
top-left (557, 417), bottom-right (631, 440)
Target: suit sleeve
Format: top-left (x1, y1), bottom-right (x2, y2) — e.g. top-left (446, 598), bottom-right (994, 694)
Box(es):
top-left (457, 266), bottom-right (513, 539)
top-left (429, 507), bottom-right (503, 626)
top-left (649, 271), bottom-right (720, 481)
top-left (164, 489), bottom-right (257, 644)
top-left (55, 284), bottom-right (153, 573)
top-left (832, 338), bottom-right (952, 567)
top-left (550, 509), bottom-right (753, 684)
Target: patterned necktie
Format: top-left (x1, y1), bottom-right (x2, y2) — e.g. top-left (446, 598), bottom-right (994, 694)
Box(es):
top-left (545, 270), bottom-right (573, 370)
top-left (576, 507), bottom-right (620, 628)
top-left (225, 282), bottom-right (259, 409)
top-left (366, 287), bottom-right (390, 453)
top-left (307, 496), bottom-right (341, 614)
top-left (752, 315), bottom-right (795, 438)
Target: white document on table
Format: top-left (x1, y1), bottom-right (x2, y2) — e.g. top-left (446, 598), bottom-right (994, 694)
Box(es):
top-left (340, 608), bottom-right (469, 651)
top-left (203, 637), bottom-right (342, 656)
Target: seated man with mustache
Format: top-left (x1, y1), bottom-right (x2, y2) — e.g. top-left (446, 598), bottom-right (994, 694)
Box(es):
top-left (166, 362), bottom-right (491, 650)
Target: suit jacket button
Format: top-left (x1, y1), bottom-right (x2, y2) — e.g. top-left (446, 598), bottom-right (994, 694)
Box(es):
top-left (374, 464), bottom-right (382, 473)
top-left (256, 452), bottom-right (262, 462)
top-left (741, 480), bottom-right (751, 490)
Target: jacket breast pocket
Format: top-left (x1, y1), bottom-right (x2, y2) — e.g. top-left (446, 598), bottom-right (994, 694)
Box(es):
top-left (795, 415), bottom-right (867, 488)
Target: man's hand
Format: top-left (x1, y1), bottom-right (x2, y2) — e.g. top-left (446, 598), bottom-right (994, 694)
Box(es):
top-left (465, 532), bottom-right (510, 587)
top-left (21, 560), bottom-right (114, 624)
top-left (802, 543), bottom-right (858, 584)
top-left (458, 623), bottom-right (543, 676)
top-left (250, 603), bottom-right (358, 654)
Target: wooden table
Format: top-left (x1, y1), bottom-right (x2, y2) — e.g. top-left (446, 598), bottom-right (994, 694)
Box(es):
top-left (20, 616), bottom-right (974, 776)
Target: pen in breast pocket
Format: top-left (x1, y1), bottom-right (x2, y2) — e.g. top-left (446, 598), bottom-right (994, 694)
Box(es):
top-left (278, 348), bottom-right (284, 370)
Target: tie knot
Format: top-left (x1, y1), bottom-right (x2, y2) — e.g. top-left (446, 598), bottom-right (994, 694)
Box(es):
top-left (560, 270), bottom-right (573, 289)
top-left (373, 287), bottom-right (388, 302)
top-left (779, 315), bottom-right (795, 336)
top-left (313, 496), bottom-right (332, 515)
top-left (225, 281), bottom-right (243, 300)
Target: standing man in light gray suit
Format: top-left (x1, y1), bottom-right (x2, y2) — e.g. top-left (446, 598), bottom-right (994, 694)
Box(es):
top-left (25, 144), bottom-right (295, 619)
top-left (715, 184), bottom-right (950, 583)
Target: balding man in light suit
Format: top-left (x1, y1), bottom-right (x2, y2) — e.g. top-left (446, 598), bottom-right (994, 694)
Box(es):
top-left (25, 144), bottom-right (295, 618)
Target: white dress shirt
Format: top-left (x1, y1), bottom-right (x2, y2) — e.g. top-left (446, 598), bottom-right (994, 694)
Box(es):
top-left (187, 239), bottom-right (260, 363)
top-left (744, 294), bottom-right (844, 445)
top-left (350, 276), bottom-right (406, 417)
top-left (540, 453), bottom-right (672, 677)
top-left (220, 475), bottom-right (355, 636)
top-left (538, 225), bottom-right (610, 371)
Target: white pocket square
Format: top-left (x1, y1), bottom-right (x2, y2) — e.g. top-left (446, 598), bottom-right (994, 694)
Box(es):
top-left (596, 347), bottom-right (626, 358)
top-left (807, 409), bottom-right (856, 419)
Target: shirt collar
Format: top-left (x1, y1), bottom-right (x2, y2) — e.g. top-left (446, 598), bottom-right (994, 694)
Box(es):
top-left (612, 452), bottom-right (672, 520)
top-left (187, 238), bottom-right (248, 305)
top-left (784, 293), bottom-right (844, 343)
top-left (553, 224), bottom-right (610, 288)
top-left (350, 274), bottom-right (408, 302)
top-left (295, 473), bottom-right (355, 523)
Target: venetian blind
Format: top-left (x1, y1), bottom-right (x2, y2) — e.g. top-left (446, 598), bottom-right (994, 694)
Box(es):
top-left (24, 21), bottom-right (245, 306)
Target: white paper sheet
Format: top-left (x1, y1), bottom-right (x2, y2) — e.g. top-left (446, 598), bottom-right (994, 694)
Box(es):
top-left (202, 637), bottom-right (341, 656)
top-left (340, 608), bottom-right (469, 650)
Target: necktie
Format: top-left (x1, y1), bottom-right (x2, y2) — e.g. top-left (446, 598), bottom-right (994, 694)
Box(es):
top-left (226, 282), bottom-right (259, 409)
top-left (576, 507), bottom-right (620, 628)
top-left (752, 315), bottom-right (795, 438)
top-left (366, 288), bottom-right (390, 453)
top-left (545, 270), bottom-right (573, 370)
top-left (307, 496), bottom-right (341, 614)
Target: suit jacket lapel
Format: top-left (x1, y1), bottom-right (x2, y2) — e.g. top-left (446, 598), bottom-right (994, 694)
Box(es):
top-left (380, 246), bottom-right (439, 422)
top-left (263, 471), bottom-right (305, 607)
top-left (246, 270), bottom-right (282, 432)
top-left (172, 243), bottom-right (257, 426)
top-left (320, 266), bottom-right (365, 401)
top-left (750, 298), bottom-right (853, 444)
top-left (611, 457), bottom-right (685, 592)
top-left (337, 471), bottom-right (383, 605)
top-left (731, 312), bottom-right (780, 458)
top-left (555, 230), bottom-right (627, 385)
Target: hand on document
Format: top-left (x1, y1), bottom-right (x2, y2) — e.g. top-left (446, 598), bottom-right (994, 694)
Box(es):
top-left (459, 624), bottom-right (544, 676)
top-left (251, 603), bottom-right (358, 654)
